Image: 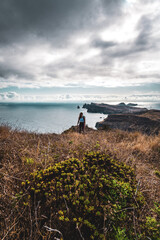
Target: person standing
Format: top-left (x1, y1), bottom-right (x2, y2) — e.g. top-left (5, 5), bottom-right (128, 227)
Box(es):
top-left (77, 112), bottom-right (85, 133)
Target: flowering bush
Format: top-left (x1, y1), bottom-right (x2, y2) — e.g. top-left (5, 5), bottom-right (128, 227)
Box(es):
top-left (21, 151), bottom-right (148, 239)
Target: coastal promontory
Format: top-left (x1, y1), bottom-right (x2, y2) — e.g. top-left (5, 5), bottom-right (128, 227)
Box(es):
top-left (96, 110), bottom-right (160, 135)
top-left (83, 102), bottom-right (147, 114)
top-left (83, 102), bottom-right (160, 134)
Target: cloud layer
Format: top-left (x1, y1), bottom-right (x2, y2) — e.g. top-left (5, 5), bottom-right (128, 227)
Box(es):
top-left (1, 90), bottom-right (160, 103)
top-left (0, 0), bottom-right (160, 94)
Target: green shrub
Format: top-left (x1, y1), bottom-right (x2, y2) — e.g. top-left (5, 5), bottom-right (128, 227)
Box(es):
top-left (140, 202), bottom-right (160, 240)
top-left (155, 170), bottom-right (160, 178)
top-left (21, 151), bottom-right (146, 239)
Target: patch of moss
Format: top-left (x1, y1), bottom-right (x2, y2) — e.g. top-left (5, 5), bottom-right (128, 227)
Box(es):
top-left (22, 151), bottom-right (147, 239)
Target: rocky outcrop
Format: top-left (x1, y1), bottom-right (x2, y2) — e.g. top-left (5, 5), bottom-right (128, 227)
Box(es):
top-left (83, 102), bottom-right (147, 114)
top-left (96, 110), bottom-right (160, 135)
top-left (127, 103), bottom-right (138, 107)
top-left (62, 125), bottom-right (96, 134)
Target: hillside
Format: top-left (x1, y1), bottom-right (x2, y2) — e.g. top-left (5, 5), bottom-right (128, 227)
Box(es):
top-left (83, 102), bottom-right (148, 114)
top-left (96, 110), bottom-right (160, 135)
top-left (0, 126), bottom-right (160, 239)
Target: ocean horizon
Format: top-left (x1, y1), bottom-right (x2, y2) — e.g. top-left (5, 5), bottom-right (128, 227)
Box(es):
top-left (0, 101), bottom-right (160, 134)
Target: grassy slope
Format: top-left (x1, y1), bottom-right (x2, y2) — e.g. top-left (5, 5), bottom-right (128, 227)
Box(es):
top-left (140, 110), bottom-right (160, 122)
top-left (0, 125), bottom-right (160, 238)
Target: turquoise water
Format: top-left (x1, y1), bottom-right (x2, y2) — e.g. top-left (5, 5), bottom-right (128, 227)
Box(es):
top-left (0, 102), bottom-right (159, 133)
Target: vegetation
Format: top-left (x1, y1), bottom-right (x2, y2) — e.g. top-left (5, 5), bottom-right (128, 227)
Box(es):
top-left (0, 125), bottom-right (160, 239)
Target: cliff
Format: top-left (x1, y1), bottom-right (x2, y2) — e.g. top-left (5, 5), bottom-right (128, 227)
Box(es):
top-left (83, 102), bottom-right (147, 114)
top-left (96, 110), bottom-right (160, 135)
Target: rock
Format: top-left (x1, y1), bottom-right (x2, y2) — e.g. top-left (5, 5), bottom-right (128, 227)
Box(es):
top-left (127, 103), bottom-right (138, 107)
top-left (83, 102), bottom-right (147, 114)
top-left (96, 110), bottom-right (160, 135)
top-left (118, 102), bottom-right (126, 106)
top-left (62, 125), bottom-right (95, 134)
top-left (77, 105), bottom-right (80, 109)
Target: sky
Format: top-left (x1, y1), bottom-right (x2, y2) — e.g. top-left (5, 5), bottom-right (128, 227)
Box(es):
top-left (0, 0), bottom-right (160, 102)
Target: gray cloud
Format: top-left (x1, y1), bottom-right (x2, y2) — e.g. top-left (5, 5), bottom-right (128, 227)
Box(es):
top-left (0, 0), bottom-right (88, 45)
top-left (134, 14), bottom-right (156, 53)
top-left (0, 0), bottom-right (160, 92)
top-left (104, 15), bottom-right (155, 59)
top-left (0, 0), bottom-right (123, 46)
top-left (92, 39), bottom-right (117, 49)
top-left (0, 91), bottom-right (19, 100)
top-left (0, 64), bottom-right (34, 80)
top-left (136, 74), bottom-right (160, 79)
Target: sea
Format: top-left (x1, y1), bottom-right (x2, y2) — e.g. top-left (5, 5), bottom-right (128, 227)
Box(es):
top-left (0, 101), bottom-right (160, 134)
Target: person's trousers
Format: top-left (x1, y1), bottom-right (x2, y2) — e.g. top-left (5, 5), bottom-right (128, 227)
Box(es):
top-left (79, 122), bottom-right (84, 133)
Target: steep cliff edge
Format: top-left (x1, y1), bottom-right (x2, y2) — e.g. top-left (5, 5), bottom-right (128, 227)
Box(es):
top-left (83, 102), bottom-right (147, 114)
top-left (96, 110), bottom-right (160, 135)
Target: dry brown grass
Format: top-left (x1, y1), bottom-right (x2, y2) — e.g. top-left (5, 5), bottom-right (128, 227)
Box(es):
top-left (0, 125), bottom-right (160, 238)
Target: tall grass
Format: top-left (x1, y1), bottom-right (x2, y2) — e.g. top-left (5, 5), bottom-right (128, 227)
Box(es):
top-left (0, 125), bottom-right (159, 239)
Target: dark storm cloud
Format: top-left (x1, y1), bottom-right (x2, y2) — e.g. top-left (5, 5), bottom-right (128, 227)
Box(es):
top-left (100, 0), bottom-right (124, 15)
top-left (134, 14), bottom-right (157, 53)
top-left (0, 0), bottom-right (160, 92)
top-left (0, 0), bottom-right (86, 45)
top-left (0, 0), bottom-right (123, 46)
top-left (0, 0), bottom-right (87, 45)
top-left (0, 66), bottom-right (34, 80)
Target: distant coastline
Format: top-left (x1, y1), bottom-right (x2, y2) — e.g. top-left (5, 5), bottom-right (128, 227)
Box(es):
top-left (0, 101), bottom-right (160, 134)
top-left (82, 102), bottom-right (160, 135)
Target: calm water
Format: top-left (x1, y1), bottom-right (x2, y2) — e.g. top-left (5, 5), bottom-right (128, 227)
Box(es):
top-left (0, 102), bottom-right (160, 134)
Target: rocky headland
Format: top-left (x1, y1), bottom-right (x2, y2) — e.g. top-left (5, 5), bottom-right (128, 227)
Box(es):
top-left (96, 109), bottom-right (160, 135)
top-left (83, 102), bottom-right (147, 114)
top-left (83, 102), bottom-right (160, 134)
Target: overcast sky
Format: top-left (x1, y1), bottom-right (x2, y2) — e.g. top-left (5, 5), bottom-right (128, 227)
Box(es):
top-left (0, 0), bottom-right (160, 102)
